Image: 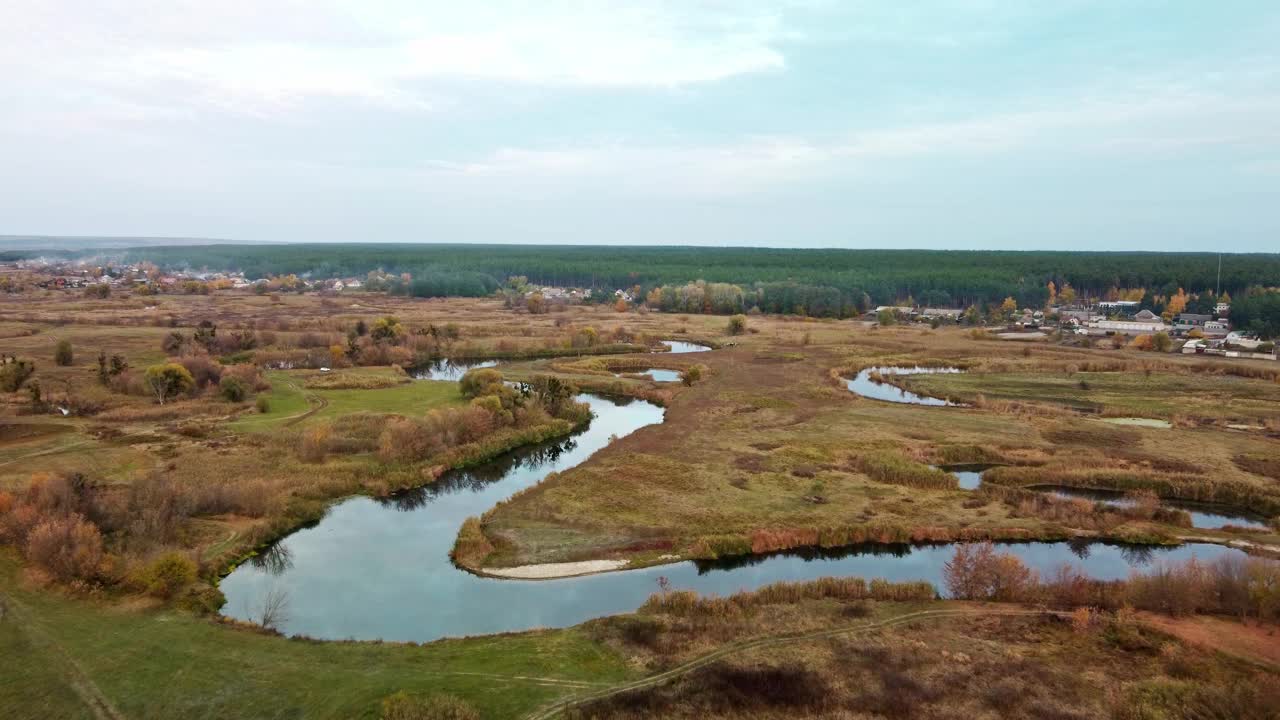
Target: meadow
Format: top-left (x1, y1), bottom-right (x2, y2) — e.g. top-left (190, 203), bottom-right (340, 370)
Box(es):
top-left (1, 286), bottom-right (1279, 719)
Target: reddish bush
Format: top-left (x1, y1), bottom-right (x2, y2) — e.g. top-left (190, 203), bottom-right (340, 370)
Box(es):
top-left (179, 355), bottom-right (224, 390)
top-left (943, 542), bottom-right (1038, 601)
top-left (26, 514), bottom-right (104, 582)
top-left (221, 363), bottom-right (269, 392)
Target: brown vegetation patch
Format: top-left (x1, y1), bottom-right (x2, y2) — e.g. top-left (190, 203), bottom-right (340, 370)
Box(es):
top-left (302, 371), bottom-right (408, 390)
top-left (0, 423), bottom-right (72, 445)
top-left (732, 453), bottom-right (769, 474)
top-left (1043, 424), bottom-right (1141, 448)
top-left (1235, 453), bottom-right (1280, 482)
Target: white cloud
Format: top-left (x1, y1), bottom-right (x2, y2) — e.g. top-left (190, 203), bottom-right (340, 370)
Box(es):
top-left (2, 1), bottom-right (789, 120)
top-left (442, 87), bottom-right (1280, 197)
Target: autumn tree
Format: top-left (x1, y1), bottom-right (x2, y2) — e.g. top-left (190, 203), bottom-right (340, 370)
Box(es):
top-left (54, 340), bottom-right (73, 366)
top-left (999, 296), bottom-right (1018, 321)
top-left (143, 363), bottom-right (194, 405)
top-left (727, 314), bottom-right (748, 335)
top-left (370, 316), bottom-right (404, 343)
top-left (1165, 288), bottom-right (1189, 317)
top-left (193, 320), bottom-right (217, 350)
top-left (943, 542), bottom-right (1038, 601)
top-left (459, 368), bottom-right (505, 399)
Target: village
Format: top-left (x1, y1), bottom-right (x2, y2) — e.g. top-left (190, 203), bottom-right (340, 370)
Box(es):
top-left (877, 295), bottom-right (1275, 360)
top-left (2, 254), bottom-right (1275, 363)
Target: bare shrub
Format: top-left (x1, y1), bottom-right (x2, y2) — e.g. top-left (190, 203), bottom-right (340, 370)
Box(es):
top-left (179, 354), bottom-right (224, 390)
top-left (120, 474), bottom-right (190, 547)
top-left (26, 514), bottom-right (103, 582)
top-left (943, 542), bottom-right (1038, 601)
top-left (298, 424), bottom-right (332, 463)
top-left (256, 586), bottom-right (290, 631)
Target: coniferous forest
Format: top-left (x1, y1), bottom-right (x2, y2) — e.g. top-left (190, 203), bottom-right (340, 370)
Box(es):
top-left (116, 244), bottom-right (1279, 313)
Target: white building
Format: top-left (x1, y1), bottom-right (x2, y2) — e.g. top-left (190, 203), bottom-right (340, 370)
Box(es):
top-left (1090, 318), bottom-right (1167, 334)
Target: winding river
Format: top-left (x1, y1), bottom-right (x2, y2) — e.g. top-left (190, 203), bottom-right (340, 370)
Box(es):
top-left (222, 390), bottom-right (1251, 643)
top-left (846, 366), bottom-right (964, 406)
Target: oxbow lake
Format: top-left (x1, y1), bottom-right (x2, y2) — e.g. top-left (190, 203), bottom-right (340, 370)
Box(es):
top-left (221, 393), bottom-right (1250, 643)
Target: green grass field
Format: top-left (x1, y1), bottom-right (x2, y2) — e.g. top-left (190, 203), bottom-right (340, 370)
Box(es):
top-left (231, 370), bottom-right (464, 432)
top-left (0, 555), bottom-right (633, 720)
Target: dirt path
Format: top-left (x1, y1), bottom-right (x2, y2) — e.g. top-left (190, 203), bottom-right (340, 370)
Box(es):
top-left (0, 588), bottom-right (128, 720)
top-left (283, 392), bottom-right (328, 427)
top-left (1137, 612), bottom-right (1280, 670)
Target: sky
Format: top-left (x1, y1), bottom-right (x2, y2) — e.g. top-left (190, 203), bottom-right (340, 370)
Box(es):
top-left (3, 1), bottom-right (1279, 251)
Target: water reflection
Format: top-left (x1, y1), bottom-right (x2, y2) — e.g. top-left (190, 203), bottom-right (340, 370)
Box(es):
top-left (662, 341), bottom-right (711, 354)
top-left (412, 359), bottom-right (498, 381)
top-left (934, 464), bottom-right (996, 490)
top-left (695, 542), bottom-right (914, 573)
top-left (1035, 485), bottom-right (1271, 531)
top-left (248, 542), bottom-right (294, 577)
top-left (378, 438), bottom-right (579, 511)
top-left (845, 367), bottom-right (964, 406)
top-left (1068, 537), bottom-right (1094, 560)
top-left (220, 393), bottom-right (1252, 644)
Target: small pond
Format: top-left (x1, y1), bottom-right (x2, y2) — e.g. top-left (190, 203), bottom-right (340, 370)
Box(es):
top-left (662, 340), bottom-right (711, 354)
top-left (1101, 417), bottom-right (1172, 429)
top-left (412, 359), bottom-right (498, 381)
top-left (935, 464), bottom-right (996, 490)
top-left (846, 366), bottom-right (964, 406)
top-left (1035, 486), bottom-right (1271, 531)
top-left (614, 368), bottom-right (681, 382)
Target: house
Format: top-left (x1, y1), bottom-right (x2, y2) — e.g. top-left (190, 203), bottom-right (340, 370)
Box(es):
top-left (1175, 313), bottom-right (1211, 327)
top-left (1224, 331), bottom-right (1262, 350)
top-left (1058, 309), bottom-right (1093, 325)
top-left (1090, 316), bottom-right (1167, 334)
top-left (919, 308), bottom-right (963, 320)
top-left (874, 306), bottom-right (913, 314)
top-left (1097, 300), bottom-right (1141, 315)
top-left (1203, 320), bottom-right (1229, 336)
top-left (1133, 309), bottom-right (1160, 322)
top-left (1215, 302), bottom-right (1230, 316)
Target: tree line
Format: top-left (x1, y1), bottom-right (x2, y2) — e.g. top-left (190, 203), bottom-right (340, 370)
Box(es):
top-left (114, 244), bottom-right (1280, 311)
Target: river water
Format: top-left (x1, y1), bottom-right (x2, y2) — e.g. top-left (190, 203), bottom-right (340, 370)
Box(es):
top-left (221, 392), bottom-right (1249, 643)
top-left (846, 366), bottom-right (964, 406)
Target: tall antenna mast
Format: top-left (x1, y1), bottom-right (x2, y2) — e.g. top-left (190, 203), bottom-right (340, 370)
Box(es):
top-left (1215, 254), bottom-right (1221, 297)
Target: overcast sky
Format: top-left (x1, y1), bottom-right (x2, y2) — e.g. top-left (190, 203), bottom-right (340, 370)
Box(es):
top-left (3, 1), bottom-right (1279, 250)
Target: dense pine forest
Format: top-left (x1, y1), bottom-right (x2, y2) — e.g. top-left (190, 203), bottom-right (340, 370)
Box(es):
top-left (116, 244), bottom-right (1279, 310)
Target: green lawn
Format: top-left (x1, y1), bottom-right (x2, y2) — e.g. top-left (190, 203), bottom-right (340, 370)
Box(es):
top-left (0, 555), bottom-right (632, 720)
top-left (231, 370), bottom-right (465, 432)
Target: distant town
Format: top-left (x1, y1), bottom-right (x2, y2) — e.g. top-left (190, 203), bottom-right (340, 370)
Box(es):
top-left (2, 253), bottom-right (1274, 362)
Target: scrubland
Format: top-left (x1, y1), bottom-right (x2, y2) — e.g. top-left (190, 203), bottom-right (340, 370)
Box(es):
top-left (1, 288), bottom-right (1279, 719)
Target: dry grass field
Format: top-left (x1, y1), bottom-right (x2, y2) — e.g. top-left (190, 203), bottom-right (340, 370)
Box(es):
top-left (2, 287), bottom-right (1279, 719)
